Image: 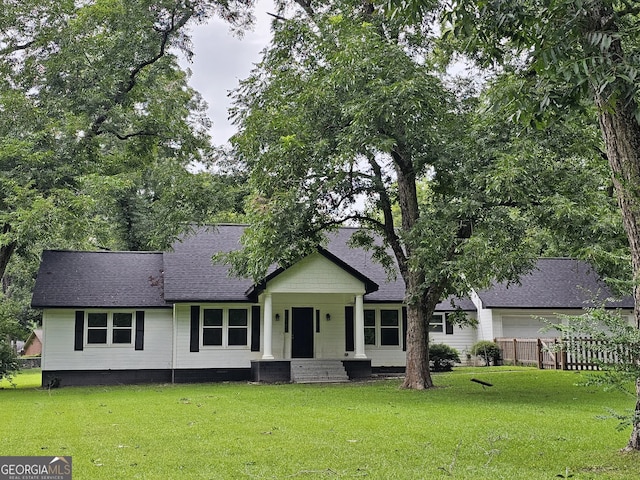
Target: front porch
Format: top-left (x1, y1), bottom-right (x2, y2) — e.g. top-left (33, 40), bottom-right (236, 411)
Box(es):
top-left (246, 251), bottom-right (384, 383)
top-left (250, 358), bottom-right (372, 383)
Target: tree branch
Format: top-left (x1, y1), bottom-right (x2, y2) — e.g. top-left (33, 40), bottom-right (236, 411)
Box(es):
top-left (293, 0), bottom-right (315, 17)
top-left (618, 0), bottom-right (640, 18)
top-left (267, 12), bottom-right (288, 22)
top-left (0, 40), bottom-right (35, 56)
top-left (99, 129), bottom-right (159, 140)
top-left (0, 224), bottom-right (17, 283)
top-left (90, 3), bottom-right (195, 137)
top-left (366, 153), bottom-right (408, 277)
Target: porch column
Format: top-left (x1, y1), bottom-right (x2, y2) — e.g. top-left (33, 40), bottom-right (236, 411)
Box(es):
top-left (354, 294), bottom-right (367, 359)
top-left (262, 293), bottom-right (274, 359)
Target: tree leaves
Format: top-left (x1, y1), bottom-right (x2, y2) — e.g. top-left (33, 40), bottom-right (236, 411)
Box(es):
top-left (0, 1), bottom-right (254, 339)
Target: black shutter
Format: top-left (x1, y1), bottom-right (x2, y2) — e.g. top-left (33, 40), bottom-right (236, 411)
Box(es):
top-left (190, 306), bottom-right (200, 352)
top-left (445, 315), bottom-right (454, 335)
top-left (316, 310), bottom-right (320, 333)
top-left (345, 306), bottom-right (354, 352)
top-left (402, 307), bottom-right (408, 352)
top-left (74, 311), bottom-right (84, 351)
top-left (251, 305), bottom-right (261, 352)
top-left (284, 310), bottom-right (289, 333)
top-left (135, 311), bottom-right (145, 350)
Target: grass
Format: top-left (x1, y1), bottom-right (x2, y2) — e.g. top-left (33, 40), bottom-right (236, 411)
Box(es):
top-left (1, 367), bottom-right (640, 479)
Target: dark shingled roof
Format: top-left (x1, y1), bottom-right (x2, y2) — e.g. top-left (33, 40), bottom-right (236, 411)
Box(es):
top-left (31, 250), bottom-right (168, 308)
top-left (163, 225), bottom-right (253, 302)
top-left (163, 225), bottom-right (474, 308)
top-left (324, 228), bottom-right (475, 310)
top-left (163, 225), bottom-right (395, 302)
top-left (31, 227), bottom-right (630, 311)
top-left (475, 258), bottom-right (633, 309)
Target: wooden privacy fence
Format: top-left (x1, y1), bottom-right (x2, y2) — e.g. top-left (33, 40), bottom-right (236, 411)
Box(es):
top-left (494, 337), bottom-right (637, 370)
top-left (495, 338), bottom-right (565, 369)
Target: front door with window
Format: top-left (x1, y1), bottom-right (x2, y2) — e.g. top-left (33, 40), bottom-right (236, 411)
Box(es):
top-left (291, 307), bottom-right (314, 358)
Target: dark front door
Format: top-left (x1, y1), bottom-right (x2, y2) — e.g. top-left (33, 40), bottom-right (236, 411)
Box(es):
top-left (292, 307), bottom-right (314, 358)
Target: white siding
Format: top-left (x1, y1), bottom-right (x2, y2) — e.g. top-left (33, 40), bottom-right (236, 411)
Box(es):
top-left (471, 290), bottom-right (500, 341)
top-left (272, 294), bottom-right (355, 360)
top-left (429, 320), bottom-right (478, 358)
top-left (364, 308), bottom-right (479, 367)
top-left (42, 308), bottom-right (173, 370)
top-left (496, 309), bottom-right (635, 340)
top-left (268, 253), bottom-right (366, 294)
top-left (174, 304), bottom-right (262, 369)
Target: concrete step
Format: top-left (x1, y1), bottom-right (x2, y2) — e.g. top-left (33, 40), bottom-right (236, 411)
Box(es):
top-left (290, 360), bottom-right (350, 383)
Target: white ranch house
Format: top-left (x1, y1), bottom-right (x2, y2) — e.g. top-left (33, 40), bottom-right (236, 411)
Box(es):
top-left (31, 225), bottom-right (633, 386)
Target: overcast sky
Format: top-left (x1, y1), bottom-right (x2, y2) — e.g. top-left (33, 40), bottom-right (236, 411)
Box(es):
top-left (185, 5), bottom-right (275, 146)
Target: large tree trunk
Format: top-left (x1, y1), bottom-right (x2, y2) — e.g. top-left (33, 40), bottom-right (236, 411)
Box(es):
top-left (597, 99), bottom-right (640, 329)
top-left (402, 279), bottom-right (449, 389)
top-left (0, 224), bottom-right (17, 285)
top-left (597, 95), bottom-right (640, 450)
top-left (623, 378), bottom-right (640, 452)
top-left (402, 275), bottom-right (432, 389)
top-left (392, 146), bottom-right (435, 389)
top-left (584, 1), bottom-right (640, 451)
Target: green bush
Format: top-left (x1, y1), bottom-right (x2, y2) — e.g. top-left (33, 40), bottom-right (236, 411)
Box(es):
top-left (471, 340), bottom-right (501, 366)
top-left (429, 343), bottom-right (461, 372)
top-left (0, 340), bottom-right (20, 383)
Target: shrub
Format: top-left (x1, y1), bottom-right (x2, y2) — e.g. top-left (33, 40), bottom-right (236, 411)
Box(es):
top-left (0, 340), bottom-right (20, 384)
top-left (471, 340), bottom-right (501, 366)
top-left (429, 343), bottom-right (461, 372)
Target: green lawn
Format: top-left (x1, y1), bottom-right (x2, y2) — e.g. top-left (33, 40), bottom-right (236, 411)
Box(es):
top-left (1, 367), bottom-right (639, 479)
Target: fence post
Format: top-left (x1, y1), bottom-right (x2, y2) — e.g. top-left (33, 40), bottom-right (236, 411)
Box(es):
top-left (513, 338), bottom-right (518, 365)
top-left (537, 338), bottom-right (543, 369)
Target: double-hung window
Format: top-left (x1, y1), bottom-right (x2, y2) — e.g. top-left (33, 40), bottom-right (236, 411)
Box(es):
top-left (203, 309), bottom-right (223, 346)
top-left (112, 313), bottom-right (133, 343)
top-left (86, 312), bottom-right (133, 345)
top-left (87, 313), bottom-right (108, 344)
top-left (380, 309), bottom-right (400, 346)
top-left (429, 314), bottom-right (453, 335)
top-left (364, 310), bottom-right (376, 345)
top-left (429, 314), bottom-right (445, 333)
top-left (202, 307), bottom-right (249, 347)
top-left (228, 309), bottom-right (248, 346)
top-left (361, 308), bottom-right (402, 347)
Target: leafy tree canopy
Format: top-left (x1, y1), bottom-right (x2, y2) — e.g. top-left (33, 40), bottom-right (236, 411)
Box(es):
top-left (386, 0), bottom-right (640, 444)
top-left (226, 0), bottom-right (620, 388)
top-left (0, 0), bottom-right (255, 281)
top-left (0, 0), bottom-right (254, 367)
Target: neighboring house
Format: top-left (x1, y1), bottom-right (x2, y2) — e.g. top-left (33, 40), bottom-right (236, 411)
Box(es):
top-left (22, 329), bottom-right (43, 356)
top-left (31, 225), bottom-right (633, 387)
top-left (11, 340), bottom-right (25, 355)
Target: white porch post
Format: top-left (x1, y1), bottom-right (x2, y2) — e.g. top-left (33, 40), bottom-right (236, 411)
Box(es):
top-left (262, 293), bottom-right (274, 359)
top-left (354, 294), bottom-right (367, 359)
